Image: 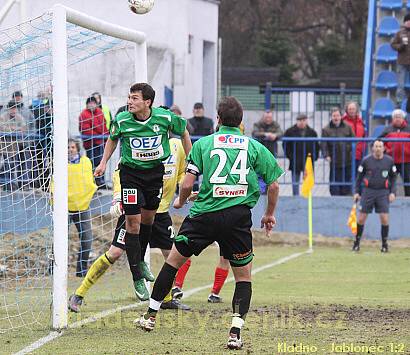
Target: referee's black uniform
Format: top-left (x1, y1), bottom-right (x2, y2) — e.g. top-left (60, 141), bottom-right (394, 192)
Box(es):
top-left (354, 154), bottom-right (397, 251)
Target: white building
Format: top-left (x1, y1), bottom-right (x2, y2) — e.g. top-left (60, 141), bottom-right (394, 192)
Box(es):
top-left (0, 0), bottom-right (220, 118)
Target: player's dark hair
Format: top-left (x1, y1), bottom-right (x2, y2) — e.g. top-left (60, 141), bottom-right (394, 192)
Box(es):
top-left (217, 96), bottom-right (243, 127)
top-left (130, 83), bottom-right (155, 107)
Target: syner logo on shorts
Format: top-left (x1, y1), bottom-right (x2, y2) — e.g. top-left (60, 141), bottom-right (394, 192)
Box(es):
top-left (214, 135), bottom-right (248, 150)
top-left (213, 185), bottom-right (248, 197)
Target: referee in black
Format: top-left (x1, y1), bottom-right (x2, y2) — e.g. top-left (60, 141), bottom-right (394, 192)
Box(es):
top-left (353, 140), bottom-right (397, 252)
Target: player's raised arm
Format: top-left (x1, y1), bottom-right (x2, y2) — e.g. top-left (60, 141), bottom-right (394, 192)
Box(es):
top-left (180, 128), bottom-right (192, 156)
top-left (173, 172), bottom-right (196, 209)
top-left (94, 137), bottom-right (118, 177)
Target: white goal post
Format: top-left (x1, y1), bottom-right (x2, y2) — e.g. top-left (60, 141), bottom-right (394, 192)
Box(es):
top-left (51, 4), bottom-right (147, 330)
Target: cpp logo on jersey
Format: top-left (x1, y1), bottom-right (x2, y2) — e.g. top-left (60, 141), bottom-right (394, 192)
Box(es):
top-left (130, 135), bottom-right (162, 150)
top-left (123, 188), bottom-right (138, 204)
top-left (214, 134), bottom-right (248, 150)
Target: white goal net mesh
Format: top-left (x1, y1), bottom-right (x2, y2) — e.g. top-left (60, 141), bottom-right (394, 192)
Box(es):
top-left (0, 10), bottom-right (138, 333)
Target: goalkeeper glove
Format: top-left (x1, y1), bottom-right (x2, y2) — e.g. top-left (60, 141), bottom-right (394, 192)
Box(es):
top-left (110, 199), bottom-right (124, 218)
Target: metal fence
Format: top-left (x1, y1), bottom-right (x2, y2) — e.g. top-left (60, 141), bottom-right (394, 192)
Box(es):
top-left (279, 137), bottom-right (410, 197)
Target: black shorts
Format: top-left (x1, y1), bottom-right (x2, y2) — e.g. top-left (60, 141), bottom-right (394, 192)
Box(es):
top-left (175, 205), bottom-right (253, 267)
top-left (119, 163), bottom-right (164, 215)
top-left (150, 212), bottom-right (174, 250)
top-left (111, 213), bottom-right (174, 251)
top-left (359, 188), bottom-right (390, 214)
top-left (111, 215), bottom-right (127, 250)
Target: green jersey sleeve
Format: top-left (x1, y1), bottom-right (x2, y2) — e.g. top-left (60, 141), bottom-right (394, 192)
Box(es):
top-left (186, 141), bottom-right (203, 176)
top-left (109, 118), bottom-right (120, 140)
top-left (169, 111), bottom-right (187, 136)
top-left (254, 143), bottom-right (284, 185)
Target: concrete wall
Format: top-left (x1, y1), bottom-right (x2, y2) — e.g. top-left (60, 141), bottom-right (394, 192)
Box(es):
top-left (0, 0), bottom-right (219, 117)
top-left (169, 196), bottom-right (410, 240)
top-left (2, 193), bottom-right (409, 239)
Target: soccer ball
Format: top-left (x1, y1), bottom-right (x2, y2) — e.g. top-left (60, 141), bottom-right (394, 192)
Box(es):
top-left (128, 0), bottom-right (155, 14)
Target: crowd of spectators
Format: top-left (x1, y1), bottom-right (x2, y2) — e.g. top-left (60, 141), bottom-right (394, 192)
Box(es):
top-left (1, 92), bottom-right (409, 197)
top-left (249, 103), bottom-right (410, 197)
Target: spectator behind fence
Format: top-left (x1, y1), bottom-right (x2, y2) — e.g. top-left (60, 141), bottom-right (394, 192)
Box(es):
top-left (67, 139), bottom-right (97, 277)
top-left (353, 140), bottom-right (397, 253)
top-left (34, 98), bottom-right (53, 188)
top-left (0, 101), bottom-right (26, 190)
top-left (252, 110), bottom-right (283, 194)
top-left (284, 114), bottom-right (319, 196)
top-left (92, 92), bottom-right (112, 130)
top-left (342, 101), bottom-right (366, 168)
top-left (11, 91), bottom-right (34, 130)
top-left (252, 110), bottom-right (283, 155)
top-left (391, 13), bottom-right (410, 106)
top-left (322, 107), bottom-right (355, 196)
top-left (378, 109), bottom-right (410, 196)
top-left (79, 96), bottom-right (108, 188)
top-left (188, 102), bottom-right (214, 136)
top-left (171, 104), bottom-right (194, 134)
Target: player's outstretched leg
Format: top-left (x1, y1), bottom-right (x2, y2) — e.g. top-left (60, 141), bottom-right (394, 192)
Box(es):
top-left (208, 256), bottom-right (229, 303)
top-left (135, 245), bottom-right (188, 331)
top-left (68, 248), bottom-right (121, 312)
top-left (172, 258), bottom-right (191, 299)
top-left (125, 231), bottom-right (149, 301)
top-left (227, 262), bottom-right (252, 350)
top-left (139, 223), bottom-right (155, 281)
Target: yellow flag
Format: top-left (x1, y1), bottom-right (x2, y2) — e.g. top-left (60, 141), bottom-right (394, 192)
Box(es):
top-left (347, 204), bottom-right (357, 235)
top-left (301, 155), bottom-right (314, 198)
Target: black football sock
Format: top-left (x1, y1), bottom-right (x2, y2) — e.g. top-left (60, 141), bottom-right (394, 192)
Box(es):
top-left (125, 232), bottom-right (142, 281)
top-left (355, 224), bottom-right (364, 242)
top-left (381, 225), bottom-right (389, 245)
top-left (139, 223), bottom-right (152, 261)
top-left (230, 281), bottom-right (252, 338)
top-left (147, 262), bottom-right (179, 316)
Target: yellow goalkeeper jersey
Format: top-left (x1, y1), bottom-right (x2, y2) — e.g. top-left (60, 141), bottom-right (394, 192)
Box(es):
top-left (113, 137), bottom-right (186, 213)
top-left (67, 156), bottom-right (97, 212)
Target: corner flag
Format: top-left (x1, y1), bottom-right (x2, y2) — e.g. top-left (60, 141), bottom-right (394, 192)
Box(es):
top-left (301, 154), bottom-right (314, 198)
top-left (347, 204), bottom-right (357, 235)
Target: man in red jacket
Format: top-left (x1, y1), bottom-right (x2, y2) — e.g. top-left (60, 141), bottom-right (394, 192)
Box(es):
top-left (342, 101), bottom-right (366, 169)
top-left (79, 96), bottom-right (108, 187)
top-left (379, 109), bottom-right (410, 196)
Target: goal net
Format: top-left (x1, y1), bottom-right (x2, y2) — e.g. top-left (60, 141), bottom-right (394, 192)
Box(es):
top-left (0, 5), bottom-right (147, 333)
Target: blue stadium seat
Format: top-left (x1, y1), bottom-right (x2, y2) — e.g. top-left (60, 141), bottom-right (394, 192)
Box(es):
top-left (372, 125), bottom-right (387, 137)
top-left (378, 16), bottom-right (400, 37)
top-left (373, 98), bottom-right (395, 119)
top-left (375, 43), bottom-right (398, 64)
top-left (379, 0), bottom-right (403, 11)
top-left (375, 70), bottom-right (398, 90)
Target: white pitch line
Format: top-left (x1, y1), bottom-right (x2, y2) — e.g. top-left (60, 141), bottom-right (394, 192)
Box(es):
top-left (14, 249), bottom-right (310, 355)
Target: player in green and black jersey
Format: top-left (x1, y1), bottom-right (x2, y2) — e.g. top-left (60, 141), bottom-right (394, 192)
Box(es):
top-left (94, 83), bottom-right (191, 300)
top-left (136, 96), bottom-right (284, 350)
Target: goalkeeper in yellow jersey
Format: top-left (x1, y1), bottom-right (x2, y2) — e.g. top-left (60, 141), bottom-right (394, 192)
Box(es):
top-left (68, 137), bottom-right (191, 312)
